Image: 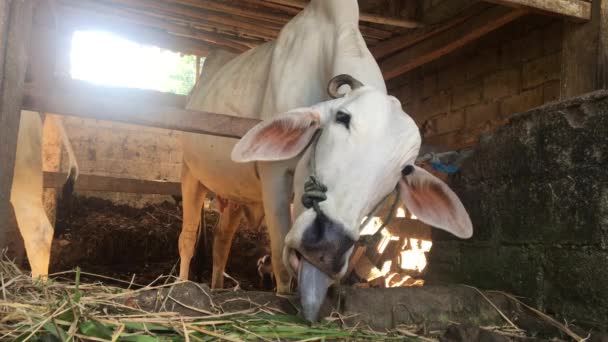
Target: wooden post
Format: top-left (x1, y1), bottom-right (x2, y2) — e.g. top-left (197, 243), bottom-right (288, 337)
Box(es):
top-left (0, 0), bottom-right (35, 254)
top-left (31, 3), bottom-right (64, 228)
top-left (561, 0), bottom-right (608, 99)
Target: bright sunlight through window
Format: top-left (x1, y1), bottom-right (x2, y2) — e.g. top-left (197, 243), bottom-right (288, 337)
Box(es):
top-left (70, 31), bottom-right (199, 95)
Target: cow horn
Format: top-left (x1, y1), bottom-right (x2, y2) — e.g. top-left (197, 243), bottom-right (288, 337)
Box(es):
top-left (327, 74), bottom-right (364, 99)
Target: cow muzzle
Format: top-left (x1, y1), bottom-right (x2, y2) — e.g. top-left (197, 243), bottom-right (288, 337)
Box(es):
top-left (286, 211), bottom-right (355, 321)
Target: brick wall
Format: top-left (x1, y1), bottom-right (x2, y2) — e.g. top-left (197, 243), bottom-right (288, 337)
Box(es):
top-left (60, 117), bottom-right (183, 207)
top-left (389, 15), bottom-right (562, 150)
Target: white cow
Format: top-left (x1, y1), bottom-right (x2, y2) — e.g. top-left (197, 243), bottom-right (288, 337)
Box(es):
top-left (11, 111), bottom-right (78, 278)
top-left (179, 0), bottom-right (472, 321)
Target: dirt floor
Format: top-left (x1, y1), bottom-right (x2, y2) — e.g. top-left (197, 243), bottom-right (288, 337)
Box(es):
top-left (46, 195), bottom-right (271, 290)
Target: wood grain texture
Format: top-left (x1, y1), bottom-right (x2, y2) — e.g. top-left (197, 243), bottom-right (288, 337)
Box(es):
top-left (0, 0), bottom-right (34, 251)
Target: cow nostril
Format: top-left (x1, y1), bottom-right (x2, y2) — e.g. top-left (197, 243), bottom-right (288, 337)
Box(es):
top-left (308, 213), bottom-right (326, 243)
top-left (300, 212), bottom-right (355, 275)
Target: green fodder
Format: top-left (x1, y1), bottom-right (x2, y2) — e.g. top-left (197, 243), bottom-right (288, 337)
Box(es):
top-left (0, 258), bottom-right (412, 342)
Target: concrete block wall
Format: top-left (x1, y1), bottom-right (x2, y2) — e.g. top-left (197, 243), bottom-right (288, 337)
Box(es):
top-left (389, 15), bottom-right (562, 150)
top-left (385, 14), bottom-right (608, 327)
top-left (425, 91), bottom-right (608, 326)
top-left (60, 117), bottom-right (183, 207)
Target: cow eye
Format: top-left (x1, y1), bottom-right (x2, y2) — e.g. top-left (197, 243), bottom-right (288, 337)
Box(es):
top-left (335, 110), bottom-right (351, 129)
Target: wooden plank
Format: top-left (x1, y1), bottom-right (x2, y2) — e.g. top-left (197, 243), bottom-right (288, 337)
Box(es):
top-left (372, 4), bottom-right (487, 60)
top-left (484, 0), bottom-right (591, 21)
top-left (55, 10), bottom-right (213, 56)
top-left (43, 172), bottom-right (182, 195)
top-left (22, 79), bottom-right (261, 138)
top-left (0, 0), bottom-right (34, 252)
top-left (102, 0), bottom-right (281, 39)
top-left (57, 4), bottom-right (250, 53)
top-left (380, 6), bottom-right (528, 81)
top-left (172, 0), bottom-right (292, 26)
top-left (262, 0), bottom-right (423, 28)
top-left (561, 0), bottom-right (608, 98)
top-left (42, 115), bottom-right (63, 226)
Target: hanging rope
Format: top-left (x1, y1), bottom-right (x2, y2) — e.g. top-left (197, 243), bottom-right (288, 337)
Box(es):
top-left (300, 128), bottom-right (401, 235)
top-left (301, 130), bottom-right (328, 214)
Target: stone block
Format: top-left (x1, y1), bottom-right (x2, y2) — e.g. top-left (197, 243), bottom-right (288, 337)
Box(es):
top-left (466, 49), bottom-right (499, 81)
top-left (438, 65), bottom-right (467, 91)
top-left (452, 83), bottom-right (482, 110)
top-left (483, 67), bottom-right (520, 100)
top-left (418, 90), bottom-right (451, 120)
top-left (522, 53), bottom-right (560, 90)
top-left (433, 110), bottom-right (464, 134)
top-left (423, 73), bottom-right (438, 99)
top-left (500, 29), bottom-right (543, 68)
top-left (447, 182), bottom-right (501, 242)
top-left (465, 102), bottom-right (500, 128)
top-left (544, 247), bottom-right (608, 324)
top-left (542, 80), bottom-right (560, 103)
top-left (491, 176), bottom-right (605, 245)
top-left (460, 245), bottom-right (544, 305)
top-left (500, 86), bottom-right (544, 118)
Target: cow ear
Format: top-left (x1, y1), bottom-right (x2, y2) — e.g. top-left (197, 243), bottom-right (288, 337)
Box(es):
top-left (399, 165), bottom-right (473, 239)
top-left (232, 109), bottom-right (321, 162)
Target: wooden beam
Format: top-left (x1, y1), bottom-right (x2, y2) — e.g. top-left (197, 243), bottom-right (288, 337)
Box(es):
top-left (372, 4), bottom-right (487, 60)
top-left (484, 0), bottom-right (591, 21)
top-left (43, 172), bottom-right (182, 195)
top-left (262, 0), bottom-right (423, 28)
top-left (173, 0), bottom-right (292, 26)
top-left (56, 9), bottom-right (213, 56)
top-left (57, 4), bottom-right (251, 53)
top-left (561, 0), bottom-right (608, 98)
top-left (380, 6), bottom-right (528, 80)
top-left (22, 79), bottom-right (261, 138)
top-left (104, 0), bottom-right (281, 38)
top-left (0, 0), bottom-right (34, 252)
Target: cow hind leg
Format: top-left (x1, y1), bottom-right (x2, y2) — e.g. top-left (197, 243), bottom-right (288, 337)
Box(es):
top-left (179, 162), bottom-right (207, 280)
top-left (211, 203), bottom-right (244, 289)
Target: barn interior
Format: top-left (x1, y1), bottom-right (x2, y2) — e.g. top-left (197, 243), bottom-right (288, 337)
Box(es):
top-left (1, 0), bottom-right (607, 340)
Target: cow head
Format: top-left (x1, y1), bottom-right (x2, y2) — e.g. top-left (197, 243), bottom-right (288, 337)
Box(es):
top-left (232, 75), bottom-right (472, 321)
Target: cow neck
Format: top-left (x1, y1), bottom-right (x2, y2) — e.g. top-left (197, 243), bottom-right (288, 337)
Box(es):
top-left (300, 129), bottom-right (400, 237)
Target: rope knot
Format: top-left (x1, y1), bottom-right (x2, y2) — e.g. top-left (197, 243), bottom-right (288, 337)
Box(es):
top-left (301, 176), bottom-right (328, 213)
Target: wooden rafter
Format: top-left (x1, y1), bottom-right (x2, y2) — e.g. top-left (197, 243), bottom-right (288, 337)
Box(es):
top-left (371, 4), bottom-right (488, 60)
top-left (57, 2), bottom-right (256, 52)
top-left (484, 0), bottom-right (591, 21)
top-left (55, 10), bottom-right (213, 56)
top-left (262, 0), bottom-right (424, 28)
top-left (105, 0), bottom-right (282, 39)
top-left (380, 6), bottom-right (528, 80)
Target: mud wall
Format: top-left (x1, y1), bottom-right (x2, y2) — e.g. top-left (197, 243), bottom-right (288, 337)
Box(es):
top-left (425, 91), bottom-right (608, 327)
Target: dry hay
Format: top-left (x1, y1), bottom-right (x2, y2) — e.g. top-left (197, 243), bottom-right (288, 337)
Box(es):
top-left (0, 257), bottom-right (409, 341)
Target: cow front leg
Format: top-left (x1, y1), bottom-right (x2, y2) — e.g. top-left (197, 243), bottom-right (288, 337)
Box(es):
top-left (179, 162), bottom-right (207, 280)
top-left (258, 162), bottom-right (293, 294)
top-left (211, 201), bottom-right (244, 289)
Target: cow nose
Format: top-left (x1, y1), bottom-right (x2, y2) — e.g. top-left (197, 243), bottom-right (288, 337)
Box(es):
top-left (299, 211), bottom-right (355, 276)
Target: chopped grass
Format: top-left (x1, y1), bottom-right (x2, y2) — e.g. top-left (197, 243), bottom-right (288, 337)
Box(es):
top-left (0, 257), bottom-right (414, 341)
